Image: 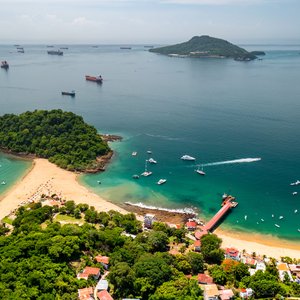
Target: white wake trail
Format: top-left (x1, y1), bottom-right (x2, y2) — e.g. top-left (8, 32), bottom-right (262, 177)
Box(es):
top-left (202, 158), bottom-right (261, 167)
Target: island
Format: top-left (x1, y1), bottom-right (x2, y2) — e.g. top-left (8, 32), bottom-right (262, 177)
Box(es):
top-left (0, 109), bottom-right (111, 172)
top-left (149, 35), bottom-right (258, 61)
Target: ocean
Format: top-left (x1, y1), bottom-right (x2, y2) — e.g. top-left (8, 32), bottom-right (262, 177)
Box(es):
top-left (1, 44), bottom-right (300, 241)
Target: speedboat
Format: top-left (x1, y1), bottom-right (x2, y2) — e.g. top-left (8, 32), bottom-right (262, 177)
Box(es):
top-left (157, 179), bottom-right (167, 185)
top-left (148, 158), bottom-right (157, 164)
top-left (132, 174), bottom-right (139, 179)
top-left (1, 181), bottom-right (6, 185)
top-left (132, 152), bottom-right (137, 156)
top-left (141, 171), bottom-right (152, 177)
top-left (292, 192), bottom-right (298, 195)
top-left (279, 216), bottom-right (284, 219)
top-left (275, 224), bottom-right (280, 228)
top-left (181, 155), bottom-right (196, 161)
top-left (147, 150), bottom-right (152, 154)
top-left (195, 165), bottom-right (205, 175)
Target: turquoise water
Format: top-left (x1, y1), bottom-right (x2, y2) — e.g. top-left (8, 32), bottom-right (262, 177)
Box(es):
top-left (1, 44), bottom-right (300, 240)
top-left (0, 154), bottom-right (32, 195)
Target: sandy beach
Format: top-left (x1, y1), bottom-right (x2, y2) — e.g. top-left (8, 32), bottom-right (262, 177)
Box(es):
top-left (0, 157), bottom-right (299, 260)
top-left (0, 158), bottom-right (128, 220)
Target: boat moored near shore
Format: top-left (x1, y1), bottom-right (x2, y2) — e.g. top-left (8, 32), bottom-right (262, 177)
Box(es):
top-left (1, 61), bottom-right (9, 69)
top-left (61, 90), bottom-right (75, 97)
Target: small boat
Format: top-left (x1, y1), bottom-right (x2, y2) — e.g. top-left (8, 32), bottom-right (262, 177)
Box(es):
top-left (47, 45), bottom-right (54, 48)
top-left (195, 165), bottom-right (205, 175)
top-left (157, 179), bottom-right (167, 185)
top-left (272, 214), bottom-right (274, 218)
top-left (141, 171), bottom-right (152, 177)
top-left (120, 47), bottom-right (132, 49)
top-left (60, 47), bottom-right (69, 50)
top-left (148, 158), bottom-right (157, 164)
top-left (147, 150), bottom-right (152, 154)
top-left (132, 151), bottom-right (137, 156)
top-left (17, 49), bottom-right (24, 53)
top-left (244, 215), bottom-right (247, 220)
top-left (290, 180), bottom-right (300, 186)
top-left (1, 61), bottom-right (9, 69)
top-left (85, 75), bottom-right (103, 83)
top-left (16, 47), bottom-right (23, 50)
top-left (181, 155), bottom-right (196, 161)
top-left (295, 209), bottom-right (298, 213)
top-left (141, 160), bottom-right (152, 177)
top-left (298, 229), bottom-right (300, 232)
top-left (97, 180), bottom-right (101, 184)
top-left (1, 181), bottom-right (6, 185)
top-left (279, 216), bottom-right (284, 219)
top-left (62, 90), bottom-right (75, 97)
top-left (261, 218), bottom-right (264, 222)
top-left (292, 192), bottom-right (298, 195)
top-left (275, 224), bottom-right (280, 228)
top-left (132, 174), bottom-right (139, 179)
top-left (47, 50), bottom-right (63, 55)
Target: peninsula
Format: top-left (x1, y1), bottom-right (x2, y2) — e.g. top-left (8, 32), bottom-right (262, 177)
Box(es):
top-left (150, 35), bottom-right (258, 61)
top-left (0, 109), bottom-right (110, 172)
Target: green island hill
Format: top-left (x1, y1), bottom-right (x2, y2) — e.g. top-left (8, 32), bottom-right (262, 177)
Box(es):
top-left (150, 35), bottom-right (262, 61)
top-left (0, 109), bottom-right (111, 172)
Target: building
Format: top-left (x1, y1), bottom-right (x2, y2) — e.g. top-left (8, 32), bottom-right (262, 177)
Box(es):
top-left (219, 289), bottom-right (234, 300)
top-left (97, 290), bottom-right (114, 300)
top-left (239, 288), bottom-right (253, 298)
top-left (185, 220), bottom-right (197, 231)
top-left (96, 279), bottom-right (109, 291)
top-left (277, 263), bottom-right (293, 282)
top-left (77, 267), bottom-right (101, 280)
top-left (224, 248), bottom-right (240, 261)
top-left (198, 273), bottom-right (213, 285)
top-left (78, 287), bottom-right (94, 300)
top-left (194, 240), bottom-right (201, 252)
top-left (144, 214), bottom-right (155, 229)
top-left (289, 264), bottom-right (300, 278)
top-left (255, 261), bottom-right (266, 272)
top-left (202, 284), bottom-right (219, 300)
top-left (95, 255), bottom-right (110, 269)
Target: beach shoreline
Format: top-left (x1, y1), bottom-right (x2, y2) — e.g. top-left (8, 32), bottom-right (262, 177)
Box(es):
top-left (0, 157), bottom-right (299, 260)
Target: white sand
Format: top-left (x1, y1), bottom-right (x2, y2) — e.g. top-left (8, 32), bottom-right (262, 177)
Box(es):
top-left (0, 158), bottom-right (128, 220)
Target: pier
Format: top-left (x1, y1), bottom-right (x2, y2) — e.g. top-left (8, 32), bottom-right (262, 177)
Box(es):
top-left (200, 195), bottom-right (238, 234)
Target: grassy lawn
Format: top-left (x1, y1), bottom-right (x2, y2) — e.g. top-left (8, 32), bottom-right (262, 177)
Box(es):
top-left (54, 214), bottom-right (84, 224)
top-left (2, 216), bottom-right (13, 225)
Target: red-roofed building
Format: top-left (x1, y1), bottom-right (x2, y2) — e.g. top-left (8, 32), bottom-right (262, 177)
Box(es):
top-left (186, 221), bottom-right (197, 231)
top-left (194, 240), bottom-right (201, 252)
top-left (78, 287), bottom-right (94, 300)
top-left (225, 248), bottom-right (240, 261)
top-left (198, 273), bottom-right (214, 285)
top-left (194, 230), bottom-right (206, 240)
top-left (97, 290), bottom-right (114, 300)
top-left (95, 256), bottom-right (110, 269)
top-left (219, 289), bottom-right (234, 300)
top-left (77, 266), bottom-right (101, 280)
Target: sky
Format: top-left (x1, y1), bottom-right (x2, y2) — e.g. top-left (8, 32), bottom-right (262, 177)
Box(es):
top-left (0, 0), bottom-right (299, 44)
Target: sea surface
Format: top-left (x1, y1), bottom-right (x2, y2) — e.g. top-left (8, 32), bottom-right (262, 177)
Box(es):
top-left (1, 44), bottom-right (300, 241)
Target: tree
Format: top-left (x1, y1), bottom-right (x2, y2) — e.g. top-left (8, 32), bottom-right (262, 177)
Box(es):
top-left (209, 265), bottom-right (228, 285)
top-left (147, 231), bottom-right (169, 253)
top-left (200, 234), bottom-right (224, 264)
top-left (186, 252), bottom-right (204, 275)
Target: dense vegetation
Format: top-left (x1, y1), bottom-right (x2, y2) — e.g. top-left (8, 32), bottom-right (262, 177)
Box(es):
top-left (150, 35), bottom-right (257, 60)
top-left (0, 202), bottom-right (203, 299)
top-left (0, 202), bottom-right (299, 299)
top-left (0, 110), bottom-right (109, 171)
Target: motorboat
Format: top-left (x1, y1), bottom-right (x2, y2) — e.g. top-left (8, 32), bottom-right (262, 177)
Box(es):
top-left (279, 216), bottom-right (284, 219)
top-left (132, 174), bottom-right (139, 179)
top-left (148, 158), bottom-right (157, 164)
top-left (85, 75), bottom-right (103, 83)
top-left (181, 155), bottom-right (196, 161)
top-left (1, 181), bottom-right (6, 185)
top-left (62, 90), bottom-right (75, 97)
top-left (157, 179), bottom-right (167, 185)
top-left (275, 224), bottom-right (280, 228)
top-left (147, 150), bottom-right (152, 154)
top-left (141, 160), bottom-right (152, 177)
top-left (1, 61), bottom-right (9, 69)
top-left (132, 152), bottom-right (137, 156)
top-left (292, 192), bottom-right (298, 195)
top-left (195, 165), bottom-right (205, 175)
top-left (141, 171), bottom-right (152, 177)
top-left (47, 50), bottom-right (63, 55)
